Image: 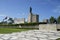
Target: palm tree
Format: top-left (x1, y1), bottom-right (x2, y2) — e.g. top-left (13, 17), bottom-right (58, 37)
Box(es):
top-left (49, 16), bottom-right (56, 23)
top-left (57, 16), bottom-right (60, 24)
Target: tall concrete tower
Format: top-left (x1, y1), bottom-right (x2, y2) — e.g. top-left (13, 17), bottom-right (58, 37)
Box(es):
top-left (28, 7), bottom-right (39, 23)
top-left (28, 7), bottom-right (32, 23)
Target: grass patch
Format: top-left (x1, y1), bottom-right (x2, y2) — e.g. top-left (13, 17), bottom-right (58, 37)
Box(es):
top-left (0, 28), bottom-right (38, 34)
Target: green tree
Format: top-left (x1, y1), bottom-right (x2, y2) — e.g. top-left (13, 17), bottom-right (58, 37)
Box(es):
top-left (56, 38), bottom-right (60, 40)
top-left (50, 16), bottom-right (56, 23)
top-left (57, 16), bottom-right (60, 24)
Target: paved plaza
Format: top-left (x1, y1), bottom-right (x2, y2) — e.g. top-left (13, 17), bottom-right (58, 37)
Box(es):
top-left (0, 30), bottom-right (60, 40)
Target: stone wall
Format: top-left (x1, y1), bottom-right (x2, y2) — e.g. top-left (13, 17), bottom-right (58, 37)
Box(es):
top-left (39, 24), bottom-right (60, 31)
top-left (56, 24), bottom-right (60, 29)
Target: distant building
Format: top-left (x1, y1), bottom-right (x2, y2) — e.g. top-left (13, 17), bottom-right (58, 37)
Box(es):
top-left (14, 18), bottom-right (25, 24)
top-left (28, 7), bottom-right (39, 23)
top-left (43, 19), bottom-right (48, 23)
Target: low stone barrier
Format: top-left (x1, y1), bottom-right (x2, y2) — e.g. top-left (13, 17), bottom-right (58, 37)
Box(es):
top-left (39, 24), bottom-right (57, 31)
top-left (57, 24), bottom-right (60, 29)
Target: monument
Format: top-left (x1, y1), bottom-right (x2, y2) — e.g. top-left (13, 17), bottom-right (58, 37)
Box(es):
top-left (28, 7), bottom-right (39, 23)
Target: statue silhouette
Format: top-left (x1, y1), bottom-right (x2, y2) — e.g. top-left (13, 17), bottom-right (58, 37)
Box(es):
top-left (30, 7), bottom-right (32, 13)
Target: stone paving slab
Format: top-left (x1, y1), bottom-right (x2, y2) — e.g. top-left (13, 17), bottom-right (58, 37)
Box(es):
top-left (0, 30), bottom-right (60, 40)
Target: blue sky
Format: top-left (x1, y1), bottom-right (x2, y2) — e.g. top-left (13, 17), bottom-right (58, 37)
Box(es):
top-left (0, 0), bottom-right (60, 22)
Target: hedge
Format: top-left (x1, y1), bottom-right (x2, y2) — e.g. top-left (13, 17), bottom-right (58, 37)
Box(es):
top-left (0, 22), bottom-right (47, 26)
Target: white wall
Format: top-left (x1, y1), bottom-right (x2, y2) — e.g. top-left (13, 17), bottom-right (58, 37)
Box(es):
top-left (56, 24), bottom-right (60, 29)
top-left (39, 24), bottom-right (57, 31)
top-left (14, 18), bottom-right (25, 24)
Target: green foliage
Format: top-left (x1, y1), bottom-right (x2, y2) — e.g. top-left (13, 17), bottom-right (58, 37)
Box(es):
top-left (50, 16), bottom-right (56, 23)
top-left (20, 22), bottom-right (39, 26)
top-left (0, 24), bottom-right (18, 26)
top-left (0, 22), bottom-right (47, 26)
top-left (20, 22), bottom-right (47, 26)
top-left (57, 16), bottom-right (60, 24)
top-left (56, 38), bottom-right (60, 40)
top-left (1, 21), bottom-right (7, 24)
